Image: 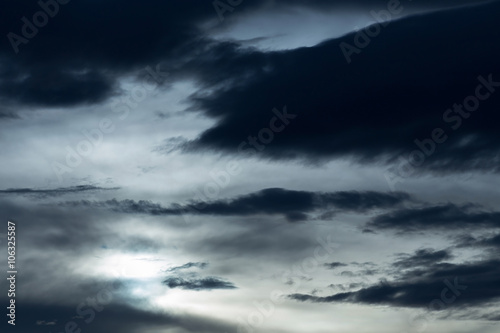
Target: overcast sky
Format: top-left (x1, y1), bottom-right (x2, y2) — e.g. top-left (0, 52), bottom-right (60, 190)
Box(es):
top-left (1, 1), bottom-right (500, 333)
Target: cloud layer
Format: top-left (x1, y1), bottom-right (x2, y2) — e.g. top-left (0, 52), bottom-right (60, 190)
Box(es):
top-left (62, 188), bottom-right (411, 221)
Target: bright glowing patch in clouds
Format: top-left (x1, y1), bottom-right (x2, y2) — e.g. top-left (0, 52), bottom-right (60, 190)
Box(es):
top-left (100, 254), bottom-right (167, 279)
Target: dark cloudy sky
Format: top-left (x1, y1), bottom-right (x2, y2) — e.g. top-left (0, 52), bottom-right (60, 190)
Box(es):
top-left (1, 0), bottom-right (500, 332)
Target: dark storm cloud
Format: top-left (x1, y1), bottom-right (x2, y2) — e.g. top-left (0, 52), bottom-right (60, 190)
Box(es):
top-left (62, 188), bottom-right (411, 221)
top-left (0, 0), bottom-right (492, 109)
top-left (166, 262), bottom-right (209, 272)
top-left (366, 203), bottom-right (500, 232)
top-left (163, 276), bottom-right (236, 290)
top-left (0, 185), bottom-right (119, 198)
top-left (393, 248), bottom-right (453, 268)
top-left (179, 1), bottom-right (500, 173)
top-left (289, 259), bottom-right (500, 311)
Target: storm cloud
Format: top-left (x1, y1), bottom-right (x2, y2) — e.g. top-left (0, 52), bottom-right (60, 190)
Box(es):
top-left (62, 188), bottom-right (411, 221)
